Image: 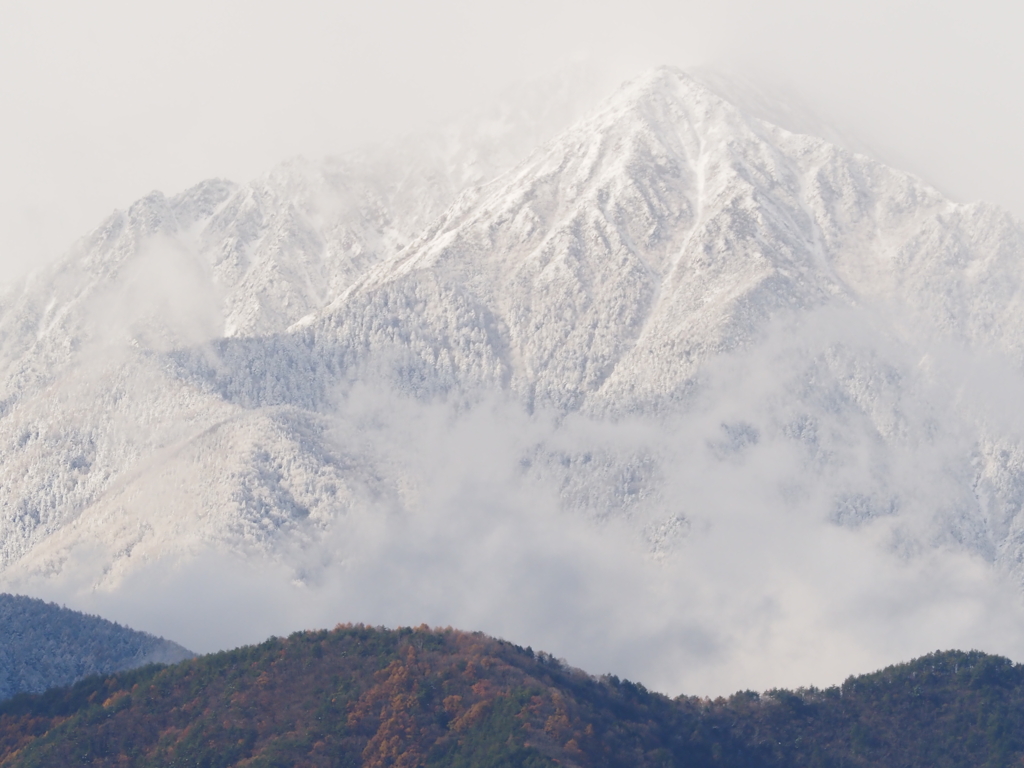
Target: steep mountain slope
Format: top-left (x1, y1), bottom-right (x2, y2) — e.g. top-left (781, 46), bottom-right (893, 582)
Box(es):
top-left (4, 67), bottom-right (1024, 686)
top-left (0, 68), bottom-right (603, 577)
top-left (0, 593), bottom-right (192, 702)
top-left (0, 625), bottom-right (1022, 767)
top-left (306, 68), bottom-right (1024, 411)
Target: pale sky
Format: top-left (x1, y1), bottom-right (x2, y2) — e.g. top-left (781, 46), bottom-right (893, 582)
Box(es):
top-left (1, 0), bottom-right (1022, 282)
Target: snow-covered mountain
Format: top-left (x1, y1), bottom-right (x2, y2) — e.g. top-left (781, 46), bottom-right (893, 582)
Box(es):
top-left (5, 66), bottom-right (1024, 687)
top-left (0, 66), bottom-right (606, 575)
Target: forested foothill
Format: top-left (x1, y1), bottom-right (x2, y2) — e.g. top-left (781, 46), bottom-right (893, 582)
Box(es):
top-left (0, 624), bottom-right (1021, 767)
top-left (0, 594), bottom-right (192, 703)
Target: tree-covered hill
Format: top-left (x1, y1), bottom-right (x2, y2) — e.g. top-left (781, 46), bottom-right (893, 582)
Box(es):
top-left (0, 594), bottom-right (193, 703)
top-left (0, 625), bottom-right (1021, 767)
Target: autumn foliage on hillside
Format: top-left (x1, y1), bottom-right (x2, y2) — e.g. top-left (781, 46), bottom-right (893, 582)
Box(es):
top-left (0, 625), bottom-right (695, 767)
top-left (0, 625), bottom-right (1022, 766)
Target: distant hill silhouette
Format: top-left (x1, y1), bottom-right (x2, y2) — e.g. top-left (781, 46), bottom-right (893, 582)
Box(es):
top-left (0, 593), bottom-right (192, 701)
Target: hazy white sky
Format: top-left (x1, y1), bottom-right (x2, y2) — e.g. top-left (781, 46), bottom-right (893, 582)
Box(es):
top-left (1, 0), bottom-right (1022, 281)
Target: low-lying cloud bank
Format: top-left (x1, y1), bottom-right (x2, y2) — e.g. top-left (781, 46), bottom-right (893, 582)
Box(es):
top-left (13, 305), bottom-right (1024, 696)
top-left (24, 456), bottom-right (1024, 697)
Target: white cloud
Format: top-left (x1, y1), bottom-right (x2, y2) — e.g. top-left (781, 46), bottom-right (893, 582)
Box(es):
top-left (18, 313), bottom-right (1024, 697)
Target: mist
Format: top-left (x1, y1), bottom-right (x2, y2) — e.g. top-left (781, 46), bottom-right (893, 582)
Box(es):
top-left (3, 0), bottom-right (1024, 284)
top-left (14, 302), bottom-right (1024, 697)
top-left (24, 394), bottom-right (1024, 698)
